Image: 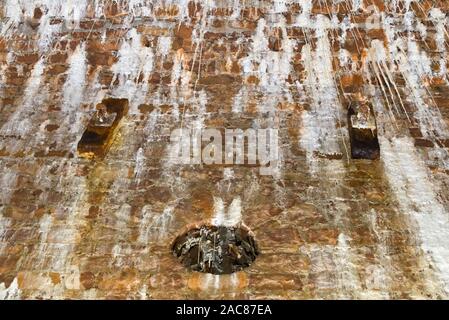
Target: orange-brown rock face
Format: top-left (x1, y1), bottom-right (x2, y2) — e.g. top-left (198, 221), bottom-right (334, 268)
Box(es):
top-left (1, 0), bottom-right (449, 300)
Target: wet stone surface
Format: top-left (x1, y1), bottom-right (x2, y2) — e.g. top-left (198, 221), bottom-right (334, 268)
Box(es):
top-left (2, 0), bottom-right (449, 300)
top-left (172, 225), bottom-right (259, 275)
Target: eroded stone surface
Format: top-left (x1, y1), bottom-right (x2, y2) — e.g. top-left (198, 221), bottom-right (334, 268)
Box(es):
top-left (1, 1), bottom-right (449, 300)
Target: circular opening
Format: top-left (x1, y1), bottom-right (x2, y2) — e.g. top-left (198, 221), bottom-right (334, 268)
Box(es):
top-left (172, 224), bottom-right (259, 275)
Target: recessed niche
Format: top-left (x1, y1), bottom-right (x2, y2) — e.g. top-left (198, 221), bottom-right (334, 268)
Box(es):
top-left (77, 98), bottom-right (128, 159)
top-left (268, 36), bottom-right (281, 51)
top-left (172, 224), bottom-right (259, 275)
top-left (348, 101), bottom-right (380, 160)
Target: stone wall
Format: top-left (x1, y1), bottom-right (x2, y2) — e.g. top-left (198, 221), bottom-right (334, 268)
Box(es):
top-left (1, 0), bottom-right (449, 299)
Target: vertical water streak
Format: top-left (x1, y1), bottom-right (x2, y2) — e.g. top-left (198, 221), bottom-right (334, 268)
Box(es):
top-left (111, 28), bottom-right (154, 112)
top-left (380, 136), bottom-right (449, 294)
top-left (0, 57), bottom-right (45, 137)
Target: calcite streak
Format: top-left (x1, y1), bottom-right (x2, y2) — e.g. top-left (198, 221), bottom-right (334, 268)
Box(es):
top-left (1, 0), bottom-right (449, 299)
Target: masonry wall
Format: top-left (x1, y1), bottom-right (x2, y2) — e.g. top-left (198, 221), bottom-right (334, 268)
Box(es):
top-left (1, 0), bottom-right (449, 299)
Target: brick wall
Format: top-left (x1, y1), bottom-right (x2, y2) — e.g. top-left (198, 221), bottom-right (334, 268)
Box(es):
top-left (1, 0), bottom-right (449, 299)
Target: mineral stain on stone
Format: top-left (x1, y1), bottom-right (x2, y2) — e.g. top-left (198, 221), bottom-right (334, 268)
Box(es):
top-left (172, 225), bottom-right (259, 275)
top-left (2, 0), bottom-right (449, 300)
top-left (77, 98), bottom-right (128, 159)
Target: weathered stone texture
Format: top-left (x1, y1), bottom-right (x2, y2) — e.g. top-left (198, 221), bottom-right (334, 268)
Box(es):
top-left (1, 0), bottom-right (449, 299)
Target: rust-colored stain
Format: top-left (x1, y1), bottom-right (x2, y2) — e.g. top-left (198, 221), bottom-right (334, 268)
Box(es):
top-left (1, 1), bottom-right (449, 300)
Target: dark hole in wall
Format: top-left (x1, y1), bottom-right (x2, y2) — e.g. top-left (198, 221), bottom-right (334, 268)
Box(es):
top-left (348, 101), bottom-right (380, 160)
top-left (172, 224), bottom-right (259, 275)
top-left (77, 98), bottom-right (128, 159)
top-left (33, 7), bottom-right (43, 20)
